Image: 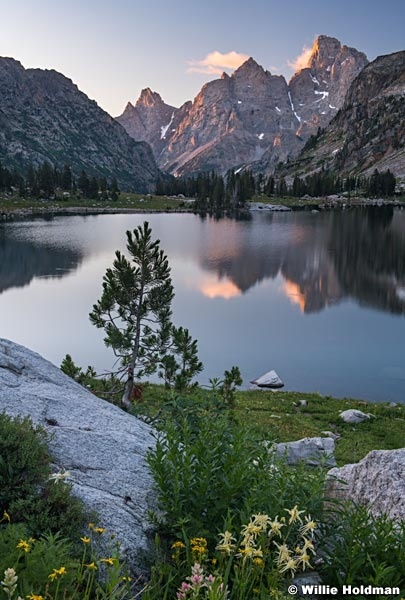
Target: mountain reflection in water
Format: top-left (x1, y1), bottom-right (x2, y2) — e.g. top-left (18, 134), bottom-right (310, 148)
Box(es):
top-left (1, 209), bottom-right (404, 403)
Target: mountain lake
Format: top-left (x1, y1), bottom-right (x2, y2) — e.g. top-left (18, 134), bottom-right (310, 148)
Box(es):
top-left (1, 206), bottom-right (404, 403)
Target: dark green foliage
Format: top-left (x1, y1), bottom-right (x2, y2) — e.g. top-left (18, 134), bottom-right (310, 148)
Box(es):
top-left (147, 413), bottom-right (326, 546)
top-left (155, 170), bottom-right (255, 213)
top-left (0, 413), bottom-right (86, 539)
top-left (0, 525), bottom-right (77, 596)
top-left (0, 413), bottom-right (50, 510)
top-left (158, 326), bottom-right (203, 392)
top-left (318, 503), bottom-right (405, 594)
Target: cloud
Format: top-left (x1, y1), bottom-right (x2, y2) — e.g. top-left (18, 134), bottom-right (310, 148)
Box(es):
top-left (288, 46), bottom-right (313, 72)
top-left (187, 50), bottom-right (249, 75)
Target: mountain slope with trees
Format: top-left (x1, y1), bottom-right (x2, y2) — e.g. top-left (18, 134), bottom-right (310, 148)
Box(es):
top-left (0, 57), bottom-right (160, 192)
top-left (278, 51), bottom-right (405, 184)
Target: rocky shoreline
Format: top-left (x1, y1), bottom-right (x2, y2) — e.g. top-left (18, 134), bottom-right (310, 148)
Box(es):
top-left (1, 197), bottom-right (403, 222)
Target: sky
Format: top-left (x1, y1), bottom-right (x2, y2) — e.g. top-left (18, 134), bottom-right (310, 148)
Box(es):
top-left (1, 0), bottom-right (404, 117)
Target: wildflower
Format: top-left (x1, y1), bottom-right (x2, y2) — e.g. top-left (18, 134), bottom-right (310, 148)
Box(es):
top-left (171, 541), bottom-right (185, 549)
top-left (122, 576), bottom-right (132, 582)
top-left (301, 537), bottom-right (315, 554)
top-left (190, 537), bottom-right (207, 548)
top-left (16, 539), bottom-right (30, 553)
top-left (2, 510), bottom-right (11, 523)
top-left (285, 505), bottom-right (305, 525)
top-left (94, 527), bottom-right (105, 534)
top-left (84, 562), bottom-right (97, 570)
top-left (241, 521), bottom-right (261, 538)
top-left (80, 536), bottom-right (91, 544)
top-left (274, 542), bottom-right (291, 565)
top-left (252, 513), bottom-right (271, 532)
top-left (1, 568), bottom-right (18, 597)
top-left (253, 557), bottom-right (264, 567)
top-left (300, 516), bottom-right (317, 537)
top-left (26, 595), bottom-right (44, 600)
top-left (100, 558), bottom-right (115, 566)
top-left (88, 522), bottom-right (95, 530)
top-left (279, 557), bottom-right (299, 575)
top-left (48, 469), bottom-right (71, 484)
top-left (48, 567), bottom-right (66, 581)
top-left (268, 517), bottom-right (285, 537)
top-left (297, 552), bottom-right (312, 571)
top-left (216, 530), bottom-right (236, 555)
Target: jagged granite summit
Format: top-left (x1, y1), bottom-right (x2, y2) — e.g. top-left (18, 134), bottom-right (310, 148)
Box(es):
top-left (281, 50), bottom-right (405, 180)
top-left (117, 35), bottom-right (367, 176)
top-left (0, 57), bottom-right (160, 192)
top-left (0, 338), bottom-right (156, 575)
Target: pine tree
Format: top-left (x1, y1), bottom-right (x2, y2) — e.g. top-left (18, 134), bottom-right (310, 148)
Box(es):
top-left (89, 222), bottom-right (201, 407)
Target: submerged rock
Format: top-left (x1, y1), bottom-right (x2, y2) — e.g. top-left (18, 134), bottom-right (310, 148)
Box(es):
top-left (0, 338), bottom-right (156, 575)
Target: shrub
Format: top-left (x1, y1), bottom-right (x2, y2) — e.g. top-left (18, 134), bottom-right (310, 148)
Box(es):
top-left (0, 413), bottom-right (86, 539)
top-left (318, 503), bottom-right (405, 595)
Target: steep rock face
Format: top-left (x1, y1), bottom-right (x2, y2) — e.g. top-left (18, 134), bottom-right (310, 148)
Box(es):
top-left (280, 51), bottom-right (405, 180)
top-left (118, 36), bottom-right (368, 176)
top-left (117, 88), bottom-right (178, 157)
top-left (0, 338), bottom-right (156, 575)
top-left (288, 35), bottom-right (367, 138)
top-left (0, 58), bottom-right (160, 192)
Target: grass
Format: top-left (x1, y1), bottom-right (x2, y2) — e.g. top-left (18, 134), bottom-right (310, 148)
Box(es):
top-left (0, 192), bottom-right (190, 214)
top-left (135, 384), bottom-right (405, 467)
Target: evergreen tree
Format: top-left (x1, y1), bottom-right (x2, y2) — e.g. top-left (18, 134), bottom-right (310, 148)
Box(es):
top-left (61, 165), bottom-right (72, 191)
top-left (89, 222), bottom-right (201, 407)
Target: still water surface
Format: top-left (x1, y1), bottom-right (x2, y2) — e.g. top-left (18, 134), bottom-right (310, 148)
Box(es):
top-left (1, 208), bottom-right (404, 403)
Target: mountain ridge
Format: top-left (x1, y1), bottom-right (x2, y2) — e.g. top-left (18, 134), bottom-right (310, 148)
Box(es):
top-left (117, 35), bottom-right (368, 177)
top-left (0, 57), bottom-right (160, 192)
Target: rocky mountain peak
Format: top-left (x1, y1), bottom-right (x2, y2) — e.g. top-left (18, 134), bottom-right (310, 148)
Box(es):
top-left (136, 87), bottom-right (165, 107)
top-left (308, 35), bottom-right (342, 70)
top-left (233, 57), bottom-right (266, 78)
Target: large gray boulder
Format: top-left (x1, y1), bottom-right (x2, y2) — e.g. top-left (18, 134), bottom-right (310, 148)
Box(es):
top-left (326, 449), bottom-right (405, 521)
top-left (272, 437), bottom-right (336, 467)
top-left (0, 338), bottom-right (156, 573)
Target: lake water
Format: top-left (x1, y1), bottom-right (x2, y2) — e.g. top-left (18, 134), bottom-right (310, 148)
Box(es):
top-left (1, 207), bottom-right (405, 403)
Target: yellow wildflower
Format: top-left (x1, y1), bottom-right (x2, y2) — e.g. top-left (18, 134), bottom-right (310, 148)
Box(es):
top-left (216, 531), bottom-right (236, 555)
top-left (88, 522), bottom-right (95, 530)
top-left (17, 539), bottom-right (30, 553)
top-left (84, 562), bottom-right (97, 570)
top-left (253, 557), bottom-right (264, 567)
top-left (252, 513), bottom-right (271, 531)
top-left (297, 552), bottom-right (312, 571)
top-left (302, 537), bottom-right (315, 554)
top-left (48, 567), bottom-right (66, 581)
top-left (241, 522), bottom-right (261, 538)
top-left (279, 557), bottom-right (298, 575)
top-left (274, 542), bottom-right (291, 565)
top-left (190, 537), bottom-right (207, 548)
top-left (171, 541), bottom-right (185, 549)
top-left (268, 517), bottom-right (285, 537)
top-left (80, 536), bottom-right (91, 544)
top-left (100, 558), bottom-right (115, 566)
top-left (94, 527), bottom-right (105, 534)
top-left (285, 505), bottom-right (305, 525)
top-left (122, 576), bottom-right (132, 582)
top-left (3, 510), bottom-right (11, 523)
top-left (300, 516), bottom-right (317, 537)
top-left (26, 595), bottom-right (45, 600)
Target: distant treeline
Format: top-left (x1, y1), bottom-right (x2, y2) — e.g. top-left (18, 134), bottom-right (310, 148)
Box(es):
top-left (156, 170), bottom-right (256, 211)
top-left (0, 161), bottom-right (120, 200)
top-left (157, 167), bottom-right (397, 207)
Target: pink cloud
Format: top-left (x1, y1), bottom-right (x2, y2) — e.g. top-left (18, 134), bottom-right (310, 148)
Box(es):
top-left (187, 50), bottom-right (249, 75)
top-left (287, 46), bottom-right (313, 72)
